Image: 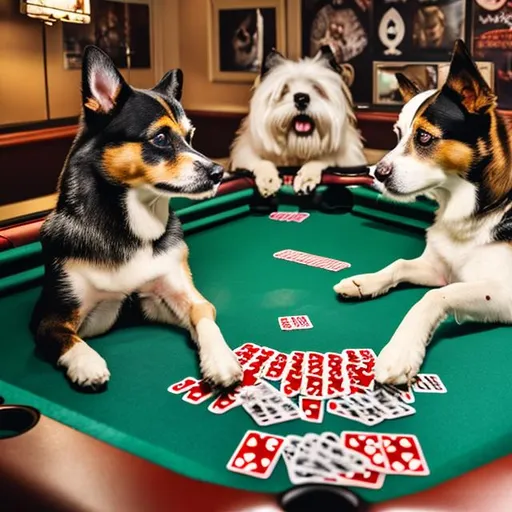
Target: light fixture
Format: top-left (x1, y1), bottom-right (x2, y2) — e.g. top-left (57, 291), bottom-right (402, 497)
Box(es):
top-left (20, 0), bottom-right (91, 26)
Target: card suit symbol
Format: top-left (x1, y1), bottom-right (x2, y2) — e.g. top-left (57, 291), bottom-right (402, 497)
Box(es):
top-left (265, 438), bottom-right (280, 451)
top-left (402, 452), bottom-right (414, 463)
top-left (409, 459), bottom-right (422, 471)
top-left (247, 436), bottom-right (258, 448)
top-left (392, 461), bottom-right (406, 472)
top-left (234, 457), bottom-right (245, 468)
top-left (387, 445), bottom-right (397, 453)
top-left (364, 446), bottom-right (377, 456)
top-left (383, 438), bottom-right (392, 447)
top-left (363, 471), bottom-right (372, 479)
top-left (243, 452), bottom-right (256, 463)
top-left (245, 462), bottom-right (258, 471)
top-left (373, 453), bottom-right (384, 465)
top-left (261, 457), bottom-right (271, 468)
top-left (399, 437), bottom-right (412, 448)
top-left (348, 438), bottom-right (359, 448)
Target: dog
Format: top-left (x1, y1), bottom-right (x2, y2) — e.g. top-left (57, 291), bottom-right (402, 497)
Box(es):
top-left (229, 47), bottom-right (366, 197)
top-left (30, 46), bottom-right (243, 391)
top-left (334, 39), bottom-right (512, 385)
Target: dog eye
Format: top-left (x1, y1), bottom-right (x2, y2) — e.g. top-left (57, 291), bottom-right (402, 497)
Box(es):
top-left (416, 129), bottom-right (433, 147)
top-left (279, 84), bottom-right (289, 99)
top-left (152, 132), bottom-right (170, 147)
top-left (313, 84), bottom-right (327, 98)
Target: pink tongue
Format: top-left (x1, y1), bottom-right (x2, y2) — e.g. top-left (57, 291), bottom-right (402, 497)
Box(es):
top-left (295, 120), bottom-right (312, 133)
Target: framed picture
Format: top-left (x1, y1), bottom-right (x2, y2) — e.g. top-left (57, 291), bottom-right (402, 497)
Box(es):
top-left (373, 61), bottom-right (438, 105)
top-left (207, 0), bottom-right (286, 83)
top-left (62, 0), bottom-right (150, 70)
top-left (373, 60), bottom-right (495, 106)
top-left (471, 0), bottom-right (512, 109)
top-left (300, 0), bottom-right (373, 105)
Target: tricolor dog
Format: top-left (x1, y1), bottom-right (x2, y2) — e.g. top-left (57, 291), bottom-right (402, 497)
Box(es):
top-left (31, 46), bottom-right (243, 391)
top-left (334, 39), bottom-right (512, 385)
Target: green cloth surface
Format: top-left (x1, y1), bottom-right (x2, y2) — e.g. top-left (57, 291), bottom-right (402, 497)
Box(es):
top-left (0, 187), bottom-right (511, 503)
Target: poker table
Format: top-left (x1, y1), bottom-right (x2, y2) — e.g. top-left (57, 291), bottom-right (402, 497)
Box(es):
top-left (1, 171), bottom-right (512, 511)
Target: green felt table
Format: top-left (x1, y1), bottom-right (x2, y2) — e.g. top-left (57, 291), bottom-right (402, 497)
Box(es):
top-left (0, 177), bottom-right (512, 511)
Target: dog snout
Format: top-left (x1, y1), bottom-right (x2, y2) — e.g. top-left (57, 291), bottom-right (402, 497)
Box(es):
top-left (294, 92), bottom-right (310, 111)
top-left (374, 162), bottom-right (394, 183)
top-left (207, 163), bottom-right (224, 184)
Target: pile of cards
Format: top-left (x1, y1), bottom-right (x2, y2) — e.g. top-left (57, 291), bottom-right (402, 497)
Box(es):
top-left (269, 212), bottom-right (310, 223)
top-left (273, 249), bottom-right (351, 272)
top-left (226, 429), bottom-right (430, 487)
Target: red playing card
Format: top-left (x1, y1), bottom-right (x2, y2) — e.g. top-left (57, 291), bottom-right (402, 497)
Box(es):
top-left (299, 397), bottom-right (324, 423)
top-left (324, 374), bottom-right (347, 398)
top-left (380, 434), bottom-right (430, 475)
top-left (338, 469), bottom-right (385, 489)
top-left (261, 353), bottom-right (289, 380)
top-left (305, 352), bottom-right (325, 376)
top-left (167, 377), bottom-right (198, 394)
top-left (273, 249), bottom-right (351, 272)
top-left (281, 351), bottom-right (305, 397)
top-left (181, 380), bottom-right (213, 404)
top-left (341, 431), bottom-right (388, 472)
top-left (242, 348), bottom-right (278, 386)
top-left (278, 315), bottom-right (313, 331)
top-left (208, 390), bottom-right (242, 414)
top-left (226, 430), bottom-right (286, 479)
top-left (234, 343), bottom-right (262, 366)
top-left (412, 373), bottom-right (447, 393)
top-left (301, 374), bottom-right (324, 397)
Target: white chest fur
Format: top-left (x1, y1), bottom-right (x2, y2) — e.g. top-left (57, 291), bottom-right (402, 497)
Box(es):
top-left (64, 244), bottom-right (184, 307)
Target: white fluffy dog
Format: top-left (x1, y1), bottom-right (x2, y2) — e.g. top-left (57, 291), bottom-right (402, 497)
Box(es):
top-left (229, 47), bottom-right (366, 196)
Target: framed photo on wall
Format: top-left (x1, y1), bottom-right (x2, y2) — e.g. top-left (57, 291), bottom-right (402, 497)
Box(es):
top-left (373, 59), bottom-right (495, 106)
top-left (208, 0), bottom-right (286, 83)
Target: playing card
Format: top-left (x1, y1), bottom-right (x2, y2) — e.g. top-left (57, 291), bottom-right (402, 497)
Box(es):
top-left (234, 343), bottom-right (262, 366)
top-left (376, 383), bottom-right (415, 404)
top-left (341, 431), bottom-right (388, 472)
top-left (273, 249), bottom-right (351, 272)
top-left (291, 432), bottom-right (368, 480)
top-left (324, 352), bottom-right (347, 397)
top-left (380, 434), bottom-right (430, 476)
top-left (304, 352), bottom-right (325, 376)
top-left (226, 430), bottom-right (286, 479)
top-left (301, 374), bottom-right (324, 398)
top-left (327, 393), bottom-right (387, 426)
top-left (208, 389), bottom-right (242, 414)
top-left (278, 315), bottom-right (313, 331)
top-left (280, 351), bottom-right (305, 397)
top-left (240, 381), bottom-right (301, 426)
top-left (261, 352), bottom-right (289, 381)
top-left (337, 469), bottom-right (385, 489)
top-left (412, 373), bottom-right (447, 393)
top-left (269, 212), bottom-right (310, 223)
top-left (372, 387), bottom-right (416, 420)
top-left (299, 397), bottom-right (324, 423)
top-left (242, 347), bottom-right (278, 386)
top-left (343, 348), bottom-right (376, 392)
top-left (181, 380), bottom-right (213, 404)
top-left (167, 377), bottom-right (198, 394)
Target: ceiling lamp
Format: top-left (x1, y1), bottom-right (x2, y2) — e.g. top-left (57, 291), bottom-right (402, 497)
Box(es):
top-left (20, 0), bottom-right (91, 26)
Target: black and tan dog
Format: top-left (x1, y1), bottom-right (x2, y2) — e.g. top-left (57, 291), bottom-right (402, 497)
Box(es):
top-left (335, 39), bottom-right (512, 385)
top-left (31, 46), bottom-right (243, 390)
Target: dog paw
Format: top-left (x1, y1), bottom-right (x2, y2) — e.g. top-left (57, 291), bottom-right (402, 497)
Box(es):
top-left (200, 343), bottom-right (243, 389)
top-left (334, 274), bottom-right (388, 299)
top-left (374, 340), bottom-right (425, 386)
top-left (254, 161), bottom-right (282, 197)
top-left (294, 163), bottom-right (323, 195)
top-left (58, 342), bottom-right (111, 389)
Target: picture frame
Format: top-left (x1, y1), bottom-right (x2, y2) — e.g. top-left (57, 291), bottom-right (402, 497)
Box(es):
top-left (207, 0), bottom-right (286, 83)
top-left (373, 60), bottom-right (495, 106)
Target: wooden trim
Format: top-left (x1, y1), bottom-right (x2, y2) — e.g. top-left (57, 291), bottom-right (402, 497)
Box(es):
top-left (0, 125), bottom-right (78, 148)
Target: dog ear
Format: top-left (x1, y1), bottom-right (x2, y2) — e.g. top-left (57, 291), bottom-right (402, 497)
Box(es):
top-left (443, 39), bottom-right (496, 113)
top-left (260, 48), bottom-right (285, 78)
top-left (81, 45), bottom-right (130, 119)
top-left (317, 45), bottom-right (342, 74)
top-left (152, 69), bottom-right (183, 102)
top-left (395, 73), bottom-right (421, 103)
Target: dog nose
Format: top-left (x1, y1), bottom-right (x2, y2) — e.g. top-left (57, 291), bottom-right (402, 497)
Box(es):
top-left (208, 163), bottom-right (224, 184)
top-left (294, 92), bottom-right (310, 110)
top-left (374, 162), bottom-right (393, 182)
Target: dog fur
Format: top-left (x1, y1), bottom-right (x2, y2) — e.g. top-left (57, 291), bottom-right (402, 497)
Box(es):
top-left (30, 46), bottom-right (242, 391)
top-left (229, 47), bottom-right (366, 197)
top-left (334, 39), bottom-right (512, 385)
